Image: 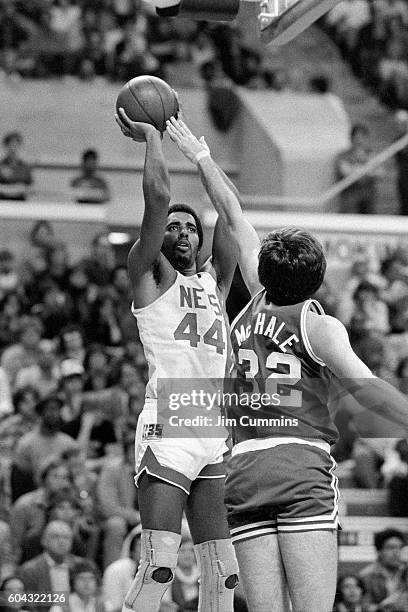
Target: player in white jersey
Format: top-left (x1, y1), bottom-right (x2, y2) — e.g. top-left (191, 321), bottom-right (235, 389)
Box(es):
top-left (166, 116), bottom-right (408, 612)
top-left (115, 109), bottom-right (239, 612)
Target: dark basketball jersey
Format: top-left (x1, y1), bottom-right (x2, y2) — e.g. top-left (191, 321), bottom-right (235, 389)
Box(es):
top-left (228, 291), bottom-right (338, 445)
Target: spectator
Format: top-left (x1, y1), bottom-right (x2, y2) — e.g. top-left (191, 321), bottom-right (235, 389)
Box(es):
top-left (386, 435), bottom-right (408, 517)
top-left (394, 109), bottom-right (408, 215)
top-left (14, 340), bottom-right (60, 398)
top-left (0, 575), bottom-right (31, 612)
top-left (29, 221), bottom-right (56, 258)
top-left (10, 457), bottom-right (71, 564)
top-left (12, 394), bottom-right (77, 489)
top-left (335, 124), bottom-right (379, 214)
top-left (349, 281), bottom-right (390, 342)
top-left (333, 573), bottom-right (372, 611)
top-left (19, 520), bottom-right (84, 610)
top-left (0, 525), bottom-right (14, 583)
top-left (70, 149), bottom-right (111, 204)
top-left (0, 292), bottom-right (25, 352)
top-left (161, 526), bottom-right (199, 611)
top-left (47, 242), bottom-right (71, 292)
top-left (0, 385), bottom-right (40, 468)
top-left (360, 528), bottom-right (407, 606)
top-left (32, 283), bottom-right (73, 341)
top-left (47, 489), bottom-right (100, 562)
top-left (46, 0), bottom-right (83, 75)
top-left (97, 437), bottom-right (139, 568)
top-left (102, 525), bottom-right (141, 612)
top-left (1, 316), bottom-right (44, 388)
top-left (0, 250), bottom-right (19, 301)
top-left (379, 565), bottom-right (408, 611)
top-left (0, 132), bottom-right (32, 201)
top-left (58, 324), bottom-right (86, 364)
top-left (83, 291), bottom-right (124, 354)
top-left (68, 559), bottom-right (111, 612)
top-left (83, 344), bottom-right (111, 392)
top-left (79, 233), bottom-right (116, 288)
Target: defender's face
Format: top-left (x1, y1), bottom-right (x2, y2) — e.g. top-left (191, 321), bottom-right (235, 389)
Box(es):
top-left (162, 212), bottom-right (200, 271)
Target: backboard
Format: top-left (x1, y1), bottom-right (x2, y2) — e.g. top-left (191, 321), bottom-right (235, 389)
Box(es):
top-left (256, 0), bottom-right (340, 45)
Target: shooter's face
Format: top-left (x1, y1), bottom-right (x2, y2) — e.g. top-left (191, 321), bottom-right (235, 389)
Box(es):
top-left (162, 212), bottom-right (200, 271)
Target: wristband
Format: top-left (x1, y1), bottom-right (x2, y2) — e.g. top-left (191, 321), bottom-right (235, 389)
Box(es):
top-left (194, 150), bottom-right (211, 164)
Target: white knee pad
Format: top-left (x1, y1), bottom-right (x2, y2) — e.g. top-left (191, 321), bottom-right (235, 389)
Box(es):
top-left (122, 529), bottom-right (181, 612)
top-left (194, 538), bottom-right (239, 612)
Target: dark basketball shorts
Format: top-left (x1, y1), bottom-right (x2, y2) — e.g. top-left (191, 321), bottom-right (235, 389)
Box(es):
top-left (225, 440), bottom-right (339, 543)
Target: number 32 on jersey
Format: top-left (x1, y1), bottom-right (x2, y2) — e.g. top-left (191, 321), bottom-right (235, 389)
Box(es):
top-left (174, 312), bottom-right (225, 355)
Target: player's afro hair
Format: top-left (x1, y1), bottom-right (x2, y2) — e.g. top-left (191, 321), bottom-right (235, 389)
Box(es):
top-left (167, 204), bottom-right (203, 249)
top-left (258, 227), bottom-right (326, 305)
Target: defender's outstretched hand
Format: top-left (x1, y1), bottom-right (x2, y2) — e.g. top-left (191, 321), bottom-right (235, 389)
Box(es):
top-left (166, 117), bottom-right (210, 164)
top-left (115, 108), bottom-right (160, 142)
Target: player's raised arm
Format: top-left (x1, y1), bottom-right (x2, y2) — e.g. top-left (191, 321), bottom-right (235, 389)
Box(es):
top-left (166, 116), bottom-right (261, 296)
top-left (308, 314), bottom-right (408, 435)
top-left (116, 109), bottom-right (173, 303)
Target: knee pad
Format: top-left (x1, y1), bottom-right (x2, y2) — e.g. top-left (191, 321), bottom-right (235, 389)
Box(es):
top-left (194, 538), bottom-right (239, 612)
top-left (123, 529), bottom-right (181, 612)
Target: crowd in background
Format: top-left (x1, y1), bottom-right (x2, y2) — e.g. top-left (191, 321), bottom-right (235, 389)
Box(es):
top-left (0, 218), bottom-right (406, 607)
top-left (324, 0), bottom-right (408, 110)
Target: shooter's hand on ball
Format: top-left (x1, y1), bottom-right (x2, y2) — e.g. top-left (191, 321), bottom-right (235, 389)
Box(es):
top-left (115, 108), bottom-right (159, 142)
top-left (166, 117), bottom-right (210, 164)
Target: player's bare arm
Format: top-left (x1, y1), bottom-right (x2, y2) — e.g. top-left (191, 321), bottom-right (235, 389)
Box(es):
top-left (166, 116), bottom-right (261, 296)
top-left (116, 108), bottom-right (175, 308)
top-left (307, 313), bottom-right (408, 433)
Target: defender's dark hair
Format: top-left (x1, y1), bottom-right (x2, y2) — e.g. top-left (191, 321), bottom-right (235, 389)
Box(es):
top-left (167, 204), bottom-right (203, 249)
top-left (258, 227), bottom-right (326, 306)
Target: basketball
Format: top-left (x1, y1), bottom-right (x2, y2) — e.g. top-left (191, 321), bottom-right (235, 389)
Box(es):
top-left (116, 75), bottom-right (179, 132)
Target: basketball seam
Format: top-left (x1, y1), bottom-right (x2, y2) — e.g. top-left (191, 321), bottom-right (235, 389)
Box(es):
top-left (126, 82), bottom-right (159, 131)
top-left (150, 78), bottom-right (168, 131)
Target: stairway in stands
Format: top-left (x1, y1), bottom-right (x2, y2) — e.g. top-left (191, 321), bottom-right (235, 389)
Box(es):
top-left (237, 3), bottom-right (401, 214)
top-left (266, 23), bottom-right (400, 214)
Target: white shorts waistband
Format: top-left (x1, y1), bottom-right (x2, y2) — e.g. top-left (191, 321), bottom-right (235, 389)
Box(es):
top-left (232, 437), bottom-right (331, 457)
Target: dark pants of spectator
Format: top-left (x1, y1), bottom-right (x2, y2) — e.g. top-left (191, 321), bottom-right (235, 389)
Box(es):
top-left (340, 193), bottom-right (375, 214)
top-left (398, 178), bottom-right (408, 215)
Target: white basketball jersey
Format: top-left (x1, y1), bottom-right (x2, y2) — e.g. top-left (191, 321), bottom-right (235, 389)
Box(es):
top-left (132, 271), bottom-right (229, 402)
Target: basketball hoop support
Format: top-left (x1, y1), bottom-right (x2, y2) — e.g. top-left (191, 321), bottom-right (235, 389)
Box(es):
top-left (257, 0), bottom-right (340, 45)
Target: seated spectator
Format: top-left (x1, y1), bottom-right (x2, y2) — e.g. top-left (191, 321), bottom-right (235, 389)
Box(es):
top-left (83, 344), bottom-right (111, 392)
top-left (46, 241), bottom-right (71, 292)
top-left (335, 124), bottom-right (378, 214)
top-left (29, 221), bottom-right (57, 258)
top-left (0, 292), bottom-right (26, 352)
top-left (333, 573), bottom-right (372, 611)
top-left (109, 15), bottom-right (162, 82)
top-left (66, 264), bottom-right (94, 326)
top-left (1, 315), bottom-right (44, 389)
top-left (0, 524), bottom-right (14, 583)
top-left (0, 132), bottom-right (32, 201)
top-left (83, 291), bottom-right (124, 355)
top-left (79, 232), bottom-right (116, 288)
top-left (10, 457), bottom-right (71, 564)
top-left (47, 488), bottom-right (100, 562)
top-left (32, 282), bottom-right (73, 340)
top-left (0, 250), bottom-right (19, 301)
top-left (15, 340), bottom-right (60, 398)
top-left (68, 559), bottom-right (111, 612)
top-left (360, 528), bottom-right (407, 606)
top-left (385, 436), bottom-right (408, 517)
top-left (12, 394), bottom-right (77, 491)
top-left (97, 437), bottom-right (139, 568)
top-left (58, 324), bottom-right (86, 364)
top-left (0, 575), bottom-right (31, 612)
top-left (70, 149), bottom-right (111, 204)
top-left (59, 358), bottom-right (117, 460)
top-left (19, 520), bottom-right (85, 611)
top-left (102, 525), bottom-right (141, 612)
top-left (161, 525), bottom-right (199, 611)
top-left (378, 39), bottom-right (408, 109)
top-left (349, 282), bottom-right (390, 342)
top-left (379, 564), bottom-right (408, 611)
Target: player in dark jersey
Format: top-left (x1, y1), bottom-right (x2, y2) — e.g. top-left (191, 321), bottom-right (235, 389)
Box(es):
top-left (167, 116), bottom-right (408, 612)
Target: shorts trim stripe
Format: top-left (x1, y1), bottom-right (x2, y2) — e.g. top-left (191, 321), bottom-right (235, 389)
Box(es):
top-left (135, 466), bottom-right (190, 495)
top-left (230, 520), bottom-right (277, 535)
top-left (278, 512), bottom-right (338, 524)
top-left (278, 520), bottom-right (338, 532)
top-left (231, 527), bottom-right (278, 543)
